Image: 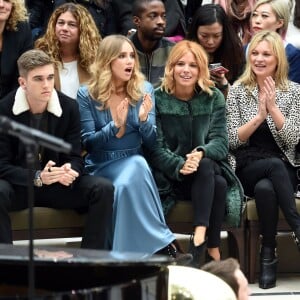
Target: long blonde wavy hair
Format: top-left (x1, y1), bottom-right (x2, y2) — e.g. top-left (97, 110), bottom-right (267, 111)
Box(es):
top-left (160, 40), bottom-right (214, 96)
top-left (237, 30), bottom-right (289, 91)
top-left (88, 35), bottom-right (145, 107)
top-left (6, 0), bottom-right (28, 31)
top-left (35, 3), bottom-right (101, 73)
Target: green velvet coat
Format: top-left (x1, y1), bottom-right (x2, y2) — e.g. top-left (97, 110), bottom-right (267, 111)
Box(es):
top-left (147, 87), bottom-right (244, 227)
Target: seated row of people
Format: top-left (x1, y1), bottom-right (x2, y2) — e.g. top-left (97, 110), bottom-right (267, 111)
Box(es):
top-left (1, 26), bottom-right (300, 290)
top-left (0, 0), bottom-right (300, 289)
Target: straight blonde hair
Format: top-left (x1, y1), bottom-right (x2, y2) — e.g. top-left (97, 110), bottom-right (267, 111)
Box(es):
top-left (237, 30), bottom-right (289, 90)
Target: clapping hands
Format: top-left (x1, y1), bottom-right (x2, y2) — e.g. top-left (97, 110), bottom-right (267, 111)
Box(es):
top-left (115, 98), bottom-right (129, 128)
top-left (258, 76), bottom-right (276, 120)
top-left (139, 93), bottom-right (153, 122)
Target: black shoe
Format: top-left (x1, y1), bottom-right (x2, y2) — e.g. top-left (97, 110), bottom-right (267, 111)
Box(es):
top-left (188, 234), bottom-right (207, 268)
top-left (259, 246), bottom-right (278, 289)
top-left (292, 228), bottom-right (300, 251)
top-left (155, 241), bottom-right (193, 266)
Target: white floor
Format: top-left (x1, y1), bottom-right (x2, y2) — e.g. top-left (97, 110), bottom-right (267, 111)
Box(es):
top-left (250, 275), bottom-right (300, 299)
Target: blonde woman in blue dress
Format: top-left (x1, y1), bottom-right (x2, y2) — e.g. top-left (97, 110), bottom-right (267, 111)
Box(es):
top-left (77, 34), bottom-right (191, 263)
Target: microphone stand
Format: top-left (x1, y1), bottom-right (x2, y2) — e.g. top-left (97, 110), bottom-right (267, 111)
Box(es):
top-left (0, 115), bottom-right (72, 299)
top-left (23, 141), bottom-right (38, 299)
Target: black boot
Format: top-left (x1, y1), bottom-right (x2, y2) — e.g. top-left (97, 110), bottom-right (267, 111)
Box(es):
top-left (188, 234), bottom-right (207, 268)
top-left (259, 246), bottom-right (278, 289)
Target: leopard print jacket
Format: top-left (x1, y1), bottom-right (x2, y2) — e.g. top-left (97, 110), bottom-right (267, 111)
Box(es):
top-left (226, 81), bottom-right (300, 168)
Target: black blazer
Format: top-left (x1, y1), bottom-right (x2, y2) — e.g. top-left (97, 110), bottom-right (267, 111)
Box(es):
top-left (0, 90), bottom-right (84, 187)
top-left (0, 22), bottom-right (33, 99)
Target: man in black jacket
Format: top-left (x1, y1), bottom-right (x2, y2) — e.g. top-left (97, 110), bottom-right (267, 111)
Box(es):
top-left (112, 0), bottom-right (186, 38)
top-left (129, 0), bottom-right (174, 87)
top-left (0, 49), bottom-right (114, 249)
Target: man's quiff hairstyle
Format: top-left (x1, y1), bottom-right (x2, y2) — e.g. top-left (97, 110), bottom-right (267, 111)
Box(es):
top-left (17, 49), bottom-right (54, 77)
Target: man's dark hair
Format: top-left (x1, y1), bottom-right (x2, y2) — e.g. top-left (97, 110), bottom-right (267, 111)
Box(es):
top-left (132, 0), bottom-right (165, 17)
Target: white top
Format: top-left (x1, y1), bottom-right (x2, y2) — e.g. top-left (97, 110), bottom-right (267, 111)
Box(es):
top-left (59, 60), bottom-right (80, 99)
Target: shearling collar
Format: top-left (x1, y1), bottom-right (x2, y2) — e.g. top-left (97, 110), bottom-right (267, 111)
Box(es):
top-left (12, 87), bottom-right (63, 117)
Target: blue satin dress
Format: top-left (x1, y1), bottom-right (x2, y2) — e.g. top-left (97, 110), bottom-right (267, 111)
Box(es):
top-left (78, 82), bottom-right (174, 253)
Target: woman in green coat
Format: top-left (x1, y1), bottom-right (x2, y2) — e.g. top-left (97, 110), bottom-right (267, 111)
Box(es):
top-left (147, 40), bottom-right (243, 268)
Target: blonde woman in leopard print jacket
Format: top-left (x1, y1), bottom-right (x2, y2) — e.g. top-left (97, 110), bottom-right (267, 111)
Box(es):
top-left (226, 30), bottom-right (300, 290)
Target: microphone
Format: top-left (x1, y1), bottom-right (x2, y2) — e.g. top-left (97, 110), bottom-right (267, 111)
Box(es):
top-left (0, 115), bottom-right (72, 154)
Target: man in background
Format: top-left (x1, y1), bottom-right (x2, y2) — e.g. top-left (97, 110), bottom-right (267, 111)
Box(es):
top-left (129, 0), bottom-right (175, 87)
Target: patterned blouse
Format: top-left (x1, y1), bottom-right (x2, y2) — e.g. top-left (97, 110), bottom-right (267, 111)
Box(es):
top-left (226, 81), bottom-right (300, 168)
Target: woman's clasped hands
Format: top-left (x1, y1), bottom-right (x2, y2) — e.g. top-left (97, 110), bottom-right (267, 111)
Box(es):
top-left (180, 149), bottom-right (204, 175)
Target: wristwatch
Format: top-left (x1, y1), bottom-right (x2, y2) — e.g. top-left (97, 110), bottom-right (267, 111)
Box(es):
top-left (33, 171), bottom-right (43, 187)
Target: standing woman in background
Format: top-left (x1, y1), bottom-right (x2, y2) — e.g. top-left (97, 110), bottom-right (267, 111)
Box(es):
top-left (250, 0), bottom-right (300, 84)
top-left (35, 3), bottom-right (102, 99)
top-left (187, 4), bottom-right (244, 97)
top-left (0, 0), bottom-right (33, 99)
top-left (213, 0), bottom-right (256, 45)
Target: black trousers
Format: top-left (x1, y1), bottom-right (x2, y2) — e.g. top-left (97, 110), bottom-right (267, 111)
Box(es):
top-left (236, 157), bottom-right (300, 248)
top-left (0, 175), bottom-right (114, 250)
top-left (174, 157), bottom-right (227, 248)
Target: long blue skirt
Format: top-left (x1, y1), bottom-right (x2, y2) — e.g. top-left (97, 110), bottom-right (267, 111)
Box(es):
top-left (93, 155), bottom-right (174, 253)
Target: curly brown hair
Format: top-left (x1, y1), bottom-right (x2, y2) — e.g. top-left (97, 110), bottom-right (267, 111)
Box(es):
top-left (35, 3), bottom-right (102, 73)
top-left (6, 0), bottom-right (28, 31)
